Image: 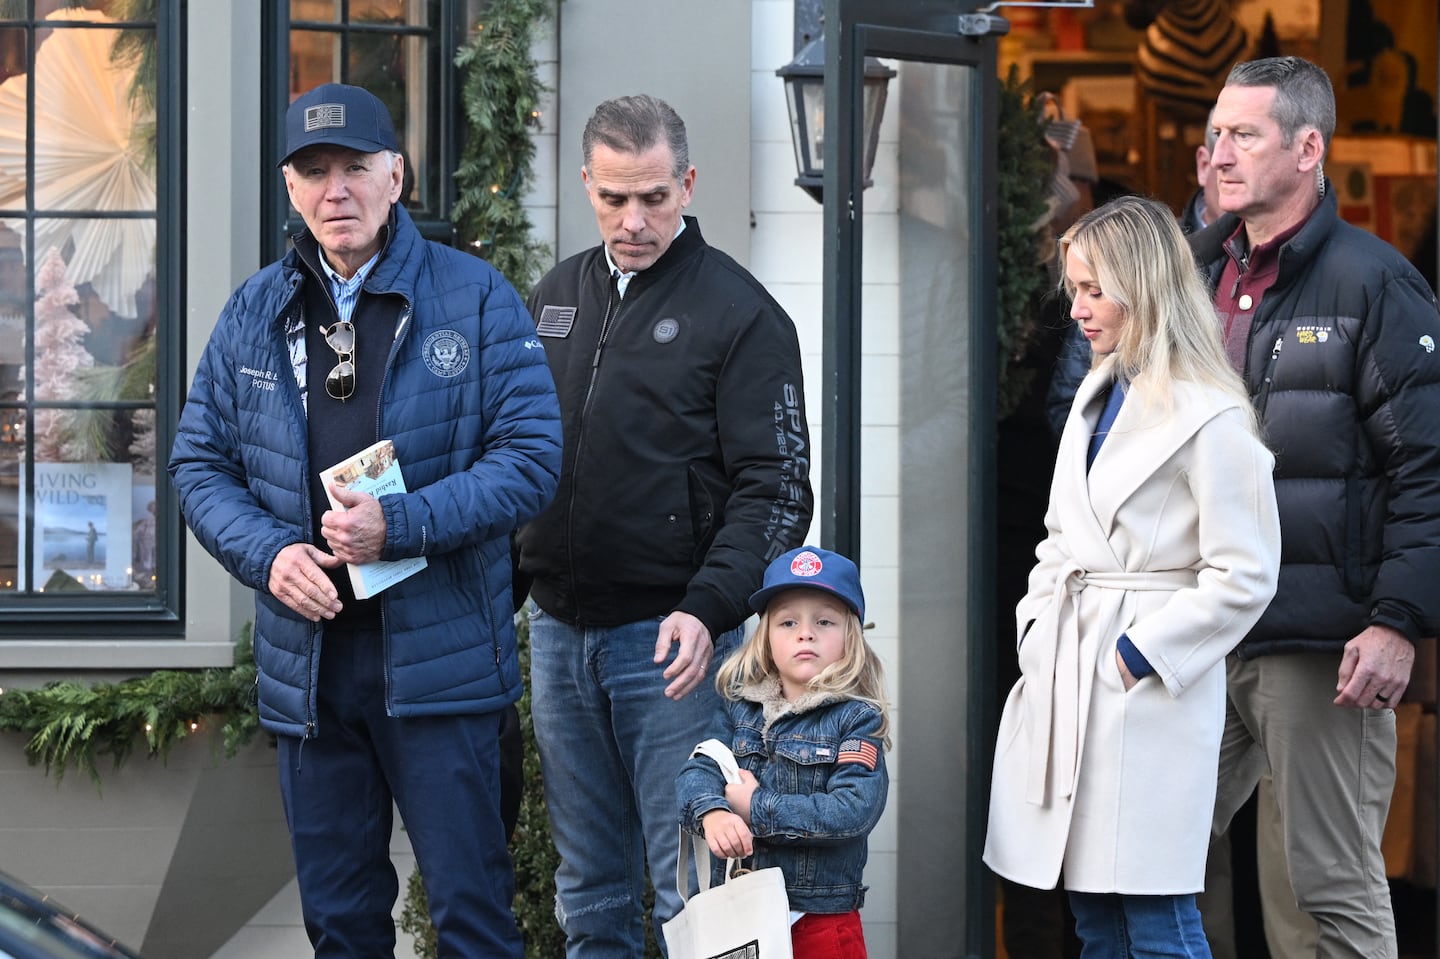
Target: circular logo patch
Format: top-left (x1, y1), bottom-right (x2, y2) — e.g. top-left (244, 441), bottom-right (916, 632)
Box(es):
top-left (653, 318), bottom-right (680, 344)
top-left (790, 550), bottom-right (823, 577)
top-left (422, 330), bottom-right (470, 377)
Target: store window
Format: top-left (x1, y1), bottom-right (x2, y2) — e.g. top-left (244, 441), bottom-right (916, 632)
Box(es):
top-left (269, 0), bottom-right (467, 257)
top-left (0, 1), bottom-right (179, 620)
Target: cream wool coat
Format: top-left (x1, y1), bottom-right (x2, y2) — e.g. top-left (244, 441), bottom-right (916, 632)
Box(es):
top-left (984, 355), bottom-right (1280, 894)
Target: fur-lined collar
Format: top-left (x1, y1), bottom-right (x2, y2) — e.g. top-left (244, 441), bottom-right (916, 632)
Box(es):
top-left (740, 675), bottom-right (845, 737)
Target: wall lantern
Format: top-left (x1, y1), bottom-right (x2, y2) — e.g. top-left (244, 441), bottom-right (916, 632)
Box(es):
top-left (775, 32), bottom-right (895, 204)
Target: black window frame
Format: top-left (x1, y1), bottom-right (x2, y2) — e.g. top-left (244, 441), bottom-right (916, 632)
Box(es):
top-left (0, 2), bottom-right (185, 634)
top-left (261, 1), bottom-right (469, 262)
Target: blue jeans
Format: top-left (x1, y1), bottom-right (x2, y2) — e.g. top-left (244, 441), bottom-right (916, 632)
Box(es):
top-left (528, 607), bottom-right (739, 958)
top-left (1068, 891), bottom-right (1212, 959)
top-left (276, 626), bottom-right (522, 959)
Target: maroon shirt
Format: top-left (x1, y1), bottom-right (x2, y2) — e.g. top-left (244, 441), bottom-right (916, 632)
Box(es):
top-left (1213, 213), bottom-right (1311, 374)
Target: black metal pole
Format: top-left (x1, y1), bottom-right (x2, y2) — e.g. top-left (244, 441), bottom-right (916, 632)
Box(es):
top-left (818, 0), bottom-right (862, 561)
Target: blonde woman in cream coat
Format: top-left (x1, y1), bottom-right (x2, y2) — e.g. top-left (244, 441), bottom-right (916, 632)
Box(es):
top-left (984, 195), bottom-right (1281, 959)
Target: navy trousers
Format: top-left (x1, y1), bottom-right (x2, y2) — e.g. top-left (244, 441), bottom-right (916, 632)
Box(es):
top-left (277, 626), bottom-right (522, 958)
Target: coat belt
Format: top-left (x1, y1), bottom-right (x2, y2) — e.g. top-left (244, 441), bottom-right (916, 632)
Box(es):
top-left (1024, 564), bottom-right (1199, 806)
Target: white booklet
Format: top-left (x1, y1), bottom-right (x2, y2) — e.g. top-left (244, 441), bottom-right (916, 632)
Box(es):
top-left (318, 439), bottom-right (427, 599)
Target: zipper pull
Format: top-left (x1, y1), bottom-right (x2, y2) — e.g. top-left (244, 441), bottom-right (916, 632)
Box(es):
top-left (1264, 337), bottom-right (1283, 386)
top-left (595, 284), bottom-right (620, 370)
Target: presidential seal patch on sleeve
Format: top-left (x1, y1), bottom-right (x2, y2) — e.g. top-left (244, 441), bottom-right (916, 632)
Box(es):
top-left (537, 305), bottom-right (576, 338)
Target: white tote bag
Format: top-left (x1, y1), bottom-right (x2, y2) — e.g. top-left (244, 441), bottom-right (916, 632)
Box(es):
top-left (662, 739), bottom-right (794, 959)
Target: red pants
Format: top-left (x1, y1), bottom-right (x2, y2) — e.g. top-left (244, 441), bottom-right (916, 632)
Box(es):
top-left (791, 910), bottom-right (867, 959)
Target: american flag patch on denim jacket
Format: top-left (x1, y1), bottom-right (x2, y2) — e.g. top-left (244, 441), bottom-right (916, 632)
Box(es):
top-left (837, 738), bottom-right (878, 770)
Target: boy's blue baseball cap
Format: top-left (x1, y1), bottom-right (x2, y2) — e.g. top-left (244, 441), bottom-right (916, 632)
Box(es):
top-left (749, 545), bottom-right (865, 621)
top-left (279, 83), bottom-right (400, 167)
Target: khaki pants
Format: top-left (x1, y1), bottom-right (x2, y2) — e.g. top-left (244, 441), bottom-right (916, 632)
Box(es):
top-left (1198, 775), bottom-right (1318, 959)
top-left (1212, 652), bottom-right (1397, 959)
top-left (1256, 774), bottom-right (1319, 957)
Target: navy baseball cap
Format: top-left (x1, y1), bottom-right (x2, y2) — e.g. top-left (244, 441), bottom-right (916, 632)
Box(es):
top-left (279, 83), bottom-right (400, 167)
top-left (749, 545), bottom-right (865, 621)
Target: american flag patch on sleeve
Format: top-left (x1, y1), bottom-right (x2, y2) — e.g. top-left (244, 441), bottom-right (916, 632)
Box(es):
top-left (837, 738), bottom-right (878, 770)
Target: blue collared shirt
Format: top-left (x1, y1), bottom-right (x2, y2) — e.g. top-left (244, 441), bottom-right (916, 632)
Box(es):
top-left (318, 250), bottom-right (381, 322)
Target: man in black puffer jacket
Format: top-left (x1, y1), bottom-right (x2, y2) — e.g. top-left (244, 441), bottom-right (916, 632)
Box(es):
top-left (1195, 57), bottom-right (1440, 959)
top-left (514, 94), bottom-right (812, 957)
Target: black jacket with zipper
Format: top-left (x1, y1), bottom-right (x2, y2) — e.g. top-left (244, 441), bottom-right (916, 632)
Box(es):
top-left (515, 217), bottom-right (813, 639)
top-left (1191, 186), bottom-right (1440, 658)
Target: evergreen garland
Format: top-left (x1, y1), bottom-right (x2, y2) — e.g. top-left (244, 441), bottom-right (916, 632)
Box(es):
top-left (0, 626), bottom-right (259, 787)
top-left (452, 0), bottom-right (554, 298)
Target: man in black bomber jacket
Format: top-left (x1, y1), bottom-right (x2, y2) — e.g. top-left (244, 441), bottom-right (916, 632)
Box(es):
top-left (513, 94), bottom-right (813, 958)
top-left (1196, 57), bottom-right (1440, 958)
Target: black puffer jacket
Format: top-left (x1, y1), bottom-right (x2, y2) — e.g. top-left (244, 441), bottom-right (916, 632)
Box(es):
top-left (1191, 188), bottom-right (1440, 658)
top-left (515, 217), bottom-right (813, 639)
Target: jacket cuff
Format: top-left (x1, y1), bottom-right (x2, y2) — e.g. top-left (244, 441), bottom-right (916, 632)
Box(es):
top-left (1117, 633), bottom-right (1155, 679)
top-left (677, 585), bottom-right (741, 644)
top-left (1369, 601), bottom-right (1422, 643)
top-left (686, 797), bottom-right (730, 834)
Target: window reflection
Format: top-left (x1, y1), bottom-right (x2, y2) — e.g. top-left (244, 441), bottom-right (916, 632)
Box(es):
top-left (288, 0), bottom-right (439, 216)
top-left (0, 8), bottom-right (158, 597)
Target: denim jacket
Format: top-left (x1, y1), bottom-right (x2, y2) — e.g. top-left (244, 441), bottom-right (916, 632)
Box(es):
top-left (677, 677), bottom-right (889, 913)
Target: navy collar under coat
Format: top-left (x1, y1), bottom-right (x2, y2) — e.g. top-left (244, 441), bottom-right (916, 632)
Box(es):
top-left (1064, 355), bottom-right (1242, 540)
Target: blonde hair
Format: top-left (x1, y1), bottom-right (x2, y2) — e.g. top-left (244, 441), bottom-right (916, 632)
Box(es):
top-left (1059, 194), bottom-right (1259, 436)
top-left (715, 603), bottom-right (892, 749)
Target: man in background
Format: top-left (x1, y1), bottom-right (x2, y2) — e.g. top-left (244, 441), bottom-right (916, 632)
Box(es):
top-left (1196, 56), bottom-right (1440, 958)
top-left (1181, 108), bottom-right (1220, 234)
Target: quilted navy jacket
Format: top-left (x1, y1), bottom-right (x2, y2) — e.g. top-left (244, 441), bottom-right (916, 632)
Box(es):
top-left (169, 206), bottom-right (562, 736)
top-left (1192, 188), bottom-right (1440, 657)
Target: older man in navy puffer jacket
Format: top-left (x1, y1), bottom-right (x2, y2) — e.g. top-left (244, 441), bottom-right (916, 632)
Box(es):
top-left (169, 83), bottom-right (560, 959)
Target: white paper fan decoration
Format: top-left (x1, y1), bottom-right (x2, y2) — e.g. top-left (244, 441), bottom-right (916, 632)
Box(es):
top-left (0, 9), bottom-right (156, 318)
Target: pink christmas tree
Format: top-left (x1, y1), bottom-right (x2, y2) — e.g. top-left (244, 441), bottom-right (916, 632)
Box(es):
top-left (30, 246), bottom-right (95, 461)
